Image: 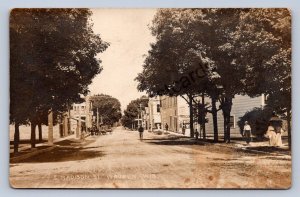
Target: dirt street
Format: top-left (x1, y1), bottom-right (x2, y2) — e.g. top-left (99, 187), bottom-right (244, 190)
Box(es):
top-left (10, 127), bottom-right (291, 189)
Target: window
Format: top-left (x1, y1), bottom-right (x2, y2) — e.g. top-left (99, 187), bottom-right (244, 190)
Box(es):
top-left (229, 115), bottom-right (235, 128)
top-left (157, 104), bottom-right (160, 113)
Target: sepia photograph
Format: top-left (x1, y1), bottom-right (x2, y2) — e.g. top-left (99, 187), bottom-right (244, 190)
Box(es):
top-left (9, 8), bottom-right (291, 189)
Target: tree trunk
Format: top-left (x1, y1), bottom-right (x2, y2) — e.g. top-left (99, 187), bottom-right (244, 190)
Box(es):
top-left (68, 108), bottom-right (71, 135)
top-left (30, 122), bottom-right (36, 148)
top-left (63, 114), bottom-right (68, 137)
top-left (14, 122), bottom-right (20, 154)
top-left (201, 93), bottom-right (206, 140)
top-left (48, 110), bottom-right (54, 145)
top-left (211, 97), bottom-right (218, 142)
top-left (221, 97), bottom-right (233, 143)
top-left (225, 113), bottom-right (231, 143)
top-left (287, 109), bottom-right (291, 151)
top-left (38, 123), bottom-right (42, 142)
top-left (202, 122), bottom-right (206, 140)
top-left (223, 114), bottom-right (227, 142)
top-left (188, 95), bottom-right (194, 138)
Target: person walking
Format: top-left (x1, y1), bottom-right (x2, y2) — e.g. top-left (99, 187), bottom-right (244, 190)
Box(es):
top-left (138, 125), bottom-right (144, 140)
top-left (182, 124), bottom-right (186, 136)
top-left (195, 129), bottom-right (199, 140)
top-left (165, 123), bottom-right (169, 132)
top-left (243, 121), bottom-right (252, 145)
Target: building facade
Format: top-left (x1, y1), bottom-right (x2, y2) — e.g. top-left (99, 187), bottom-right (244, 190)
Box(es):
top-left (160, 96), bottom-right (178, 132)
top-left (200, 94), bottom-right (265, 137)
top-left (69, 95), bottom-right (93, 132)
top-left (160, 96), bottom-right (190, 134)
top-left (147, 96), bottom-right (162, 130)
top-left (160, 94), bottom-right (266, 137)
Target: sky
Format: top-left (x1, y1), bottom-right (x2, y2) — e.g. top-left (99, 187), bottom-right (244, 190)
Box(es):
top-left (89, 9), bottom-right (157, 111)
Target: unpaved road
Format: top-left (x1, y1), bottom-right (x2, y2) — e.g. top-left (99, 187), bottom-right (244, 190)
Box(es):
top-left (10, 127), bottom-right (291, 189)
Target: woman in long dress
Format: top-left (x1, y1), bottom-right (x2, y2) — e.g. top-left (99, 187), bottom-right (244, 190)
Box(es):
top-left (265, 123), bottom-right (284, 147)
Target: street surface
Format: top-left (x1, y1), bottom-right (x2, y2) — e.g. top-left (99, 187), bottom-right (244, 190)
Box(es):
top-left (10, 127), bottom-right (291, 188)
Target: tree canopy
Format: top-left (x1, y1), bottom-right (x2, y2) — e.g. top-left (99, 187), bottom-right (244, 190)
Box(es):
top-left (136, 8), bottom-right (291, 144)
top-left (121, 96), bottom-right (149, 128)
top-left (10, 8), bottom-right (109, 150)
top-left (90, 94), bottom-right (122, 125)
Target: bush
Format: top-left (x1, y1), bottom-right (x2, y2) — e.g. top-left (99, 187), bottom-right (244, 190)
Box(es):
top-left (238, 107), bottom-right (273, 138)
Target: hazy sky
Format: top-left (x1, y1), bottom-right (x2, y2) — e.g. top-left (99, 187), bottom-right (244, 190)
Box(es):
top-left (89, 9), bottom-right (157, 111)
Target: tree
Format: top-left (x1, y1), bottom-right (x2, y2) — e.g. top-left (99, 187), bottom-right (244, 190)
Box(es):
top-left (10, 8), bottom-right (109, 151)
top-left (137, 8), bottom-right (291, 144)
top-left (90, 94), bottom-right (122, 125)
top-left (121, 96), bottom-right (149, 129)
top-left (226, 9), bottom-right (291, 148)
top-left (183, 9), bottom-right (250, 143)
top-left (136, 9), bottom-right (219, 138)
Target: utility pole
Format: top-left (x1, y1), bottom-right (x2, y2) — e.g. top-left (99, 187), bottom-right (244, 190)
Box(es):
top-left (79, 106), bottom-right (82, 139)
top-left (96, 107), bottom-right (99, 129)
top-left (76, 105), bottom-right (82, 139)
top-left (137, 113), bottom-right (140, 128)
top-left (48, 110), bottom-right (53, 145)
top-left (140, 103), bottom-right (143, 127)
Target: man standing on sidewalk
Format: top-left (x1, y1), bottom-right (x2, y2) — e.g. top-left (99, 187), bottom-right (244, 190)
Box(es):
top-left (138, 125), bottom-right (144, 140)
top-left (243, 121), bottom-right (252, 145)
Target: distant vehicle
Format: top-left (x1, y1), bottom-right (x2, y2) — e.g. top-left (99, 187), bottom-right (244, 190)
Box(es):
top-left (99, 125), bottom-right (113, 135)
top-left (106, 125), bottom-right (113, 134)
top-left (90, 124), bottom-right (99, 135)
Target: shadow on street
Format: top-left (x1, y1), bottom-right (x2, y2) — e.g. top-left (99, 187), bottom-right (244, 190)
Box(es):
top-left (11, 139), bottom-right (105, 163)
top-left (145, 136), bottom-right (206, 146)
top-left (238, 146), bottom-right (291, 155)
top-left (10, 139), bottom-right (48, 145)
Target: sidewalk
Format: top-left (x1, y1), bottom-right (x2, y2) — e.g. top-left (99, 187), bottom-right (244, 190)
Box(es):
top-left (158, 129), bottom-right (291, 156)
